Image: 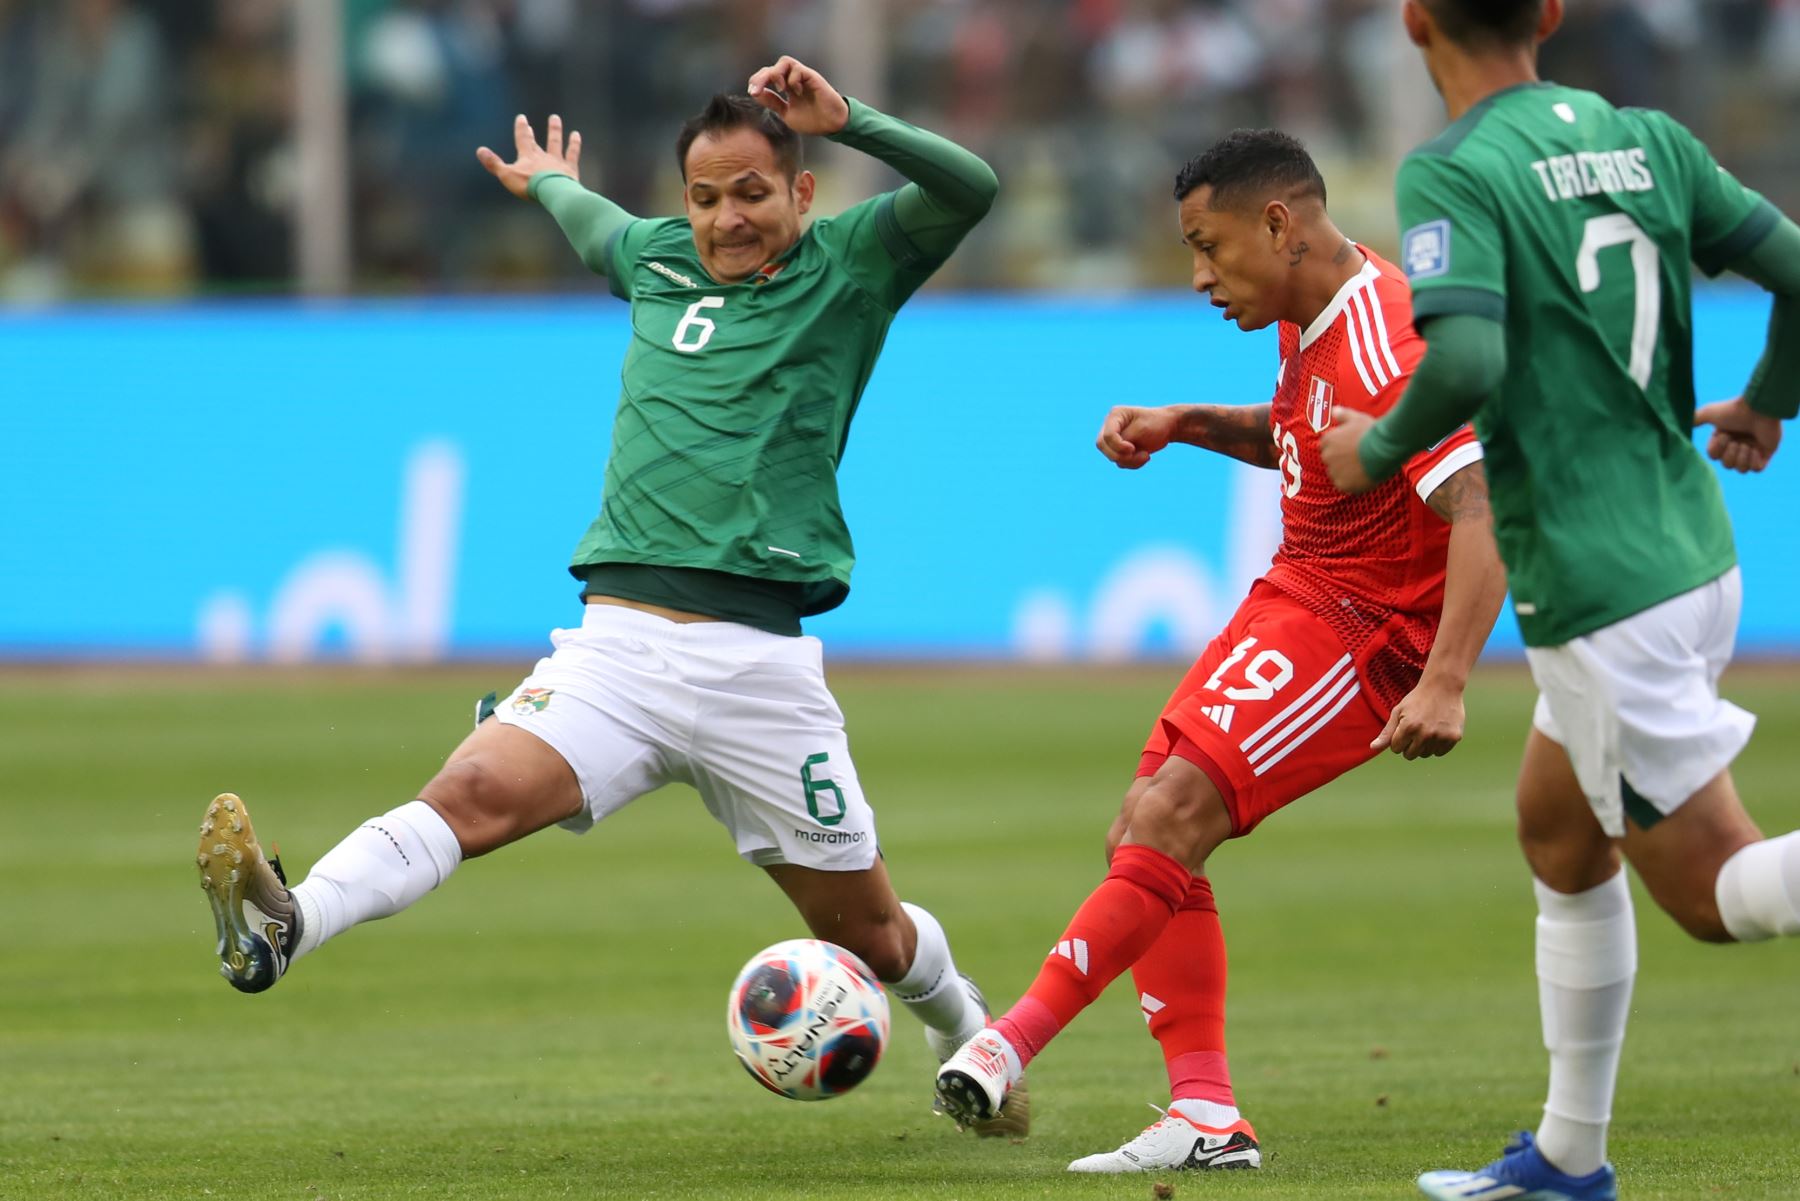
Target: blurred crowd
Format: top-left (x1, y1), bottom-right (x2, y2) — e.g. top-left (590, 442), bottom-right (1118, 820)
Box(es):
top-left (2, 0), bottom-right (1798, 299)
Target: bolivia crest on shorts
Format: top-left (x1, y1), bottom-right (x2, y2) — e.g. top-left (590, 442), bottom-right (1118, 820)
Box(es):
top-left (511, 687), bottom-right (554, 715)
top-left (1307, 376), bottom-right (1334, 430)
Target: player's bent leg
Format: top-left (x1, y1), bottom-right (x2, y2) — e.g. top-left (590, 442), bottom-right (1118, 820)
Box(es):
top-left (764, 858), bottom-right (915, 981)
top-left (767, 860), bottom-right (1031, 1137)
top-left (1620, 768), bottom-right (1771, 942)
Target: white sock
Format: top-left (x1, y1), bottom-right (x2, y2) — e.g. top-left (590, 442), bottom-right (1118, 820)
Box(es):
top-left (291, 801), bottom-right (463, 960)
top-left (1533, 872), bottom-right (1636, 1178)
top-left (1169, 1098), bottom-right (1241, 1129)
top-left (891, 901), bottom-right (986, 1046)
top-left (1716, 831), bottom-right (1800, 941)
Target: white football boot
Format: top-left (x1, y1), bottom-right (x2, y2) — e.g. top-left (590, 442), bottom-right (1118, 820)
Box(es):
top-left (1067, 1104), bottom-right (1262, 1173)
top-left (933, 1028), bottom-right (1023, 1130)
top-left (197, 793), bottom-right (301, 993)
top-left (925, 976), bottom-right (1032, 1138)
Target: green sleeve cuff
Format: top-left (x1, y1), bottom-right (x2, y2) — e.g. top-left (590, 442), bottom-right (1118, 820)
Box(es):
top-left (1696, 199), bottom-right (1781, 278)
top-left (1359, 313), bottom-right (1507, 481)
top-left (1411, 286), bottom-right (1507, 324)
top-left (1358, 422), bottom-right (1415, 482)
top-left (527, 170), bottom-right (579, 203)
top-left (1744, 292), bottom-right (1800, 419)
top-left (825, 96), bottom-right (874, 143)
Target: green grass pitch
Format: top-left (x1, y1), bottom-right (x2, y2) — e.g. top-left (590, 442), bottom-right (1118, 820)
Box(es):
top-left (2, 664), bottom-right (1795, 1200)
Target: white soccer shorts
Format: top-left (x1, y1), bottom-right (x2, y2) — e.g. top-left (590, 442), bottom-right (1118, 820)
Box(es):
top-left (494, 603), bottom-right (879, 871)
top-left (1526, 567), bottom-right (1755, 837)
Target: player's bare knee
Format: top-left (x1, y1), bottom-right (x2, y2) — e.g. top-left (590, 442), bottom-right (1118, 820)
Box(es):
top-left (1126, 777), bottom-right (1229, 867)
top-left (421, 756), bottom-right (545, 849)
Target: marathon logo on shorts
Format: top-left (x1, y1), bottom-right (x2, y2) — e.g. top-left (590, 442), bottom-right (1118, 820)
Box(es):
top-left (511, 687), bottom-right (554, 715)
top-left (1403, 219), bottom-right (1451, 279)
top-left (1307, 376), bottom-right (1334, 430)
top-left (792, 828), bottom-right (867, 846)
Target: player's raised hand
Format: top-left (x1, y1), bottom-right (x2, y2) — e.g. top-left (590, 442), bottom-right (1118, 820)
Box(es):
top-left (747, 56), bottom-right (850, 135)
top-left (477, 114), bottom-right (583, 201)
top-left (1097, 405), bottom-right (1179, 469)
top-left (1373, 677), bottom-right (1465, 760)
top-left (1695, 397), bottom-right (1782, 473)
top-left (1319, 406), bottom-right (1376, 493)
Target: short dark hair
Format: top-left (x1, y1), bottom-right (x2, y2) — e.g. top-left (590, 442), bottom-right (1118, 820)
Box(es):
top-left (675, 93), bottom-right (803, 181)
top-left (1422, 0), bottom-right (1545, 49)
top-left (1172, 129), bottom-right (1326, 212)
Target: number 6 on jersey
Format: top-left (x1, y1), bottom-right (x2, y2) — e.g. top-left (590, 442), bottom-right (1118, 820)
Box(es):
top-left (673, 296), bottom-right (726, 353)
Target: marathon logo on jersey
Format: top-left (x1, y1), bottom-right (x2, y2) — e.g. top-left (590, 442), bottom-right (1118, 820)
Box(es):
top-left (1307, 376), bottom-right (1334, 431)
top-left (646, 261), bottom-right (697, 288)
top-left (1402, 219), bottom-right (1451, 280)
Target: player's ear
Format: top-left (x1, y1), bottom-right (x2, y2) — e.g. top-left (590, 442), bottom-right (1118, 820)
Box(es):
top-left (793, 169), bottom-right (815, 216)
top-left (1538, 0), bottom-right (1564, 41)
top-left (1402, 0), bottom-right (1431, 48)
top-left (1263, 200), bottom-right (1291, 248)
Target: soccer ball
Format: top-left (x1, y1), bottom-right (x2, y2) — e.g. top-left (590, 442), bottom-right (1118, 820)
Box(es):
top-left (726, 938), bottom-right (890, 1101)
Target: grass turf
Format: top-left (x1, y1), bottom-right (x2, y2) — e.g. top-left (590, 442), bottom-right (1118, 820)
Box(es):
top-left (0, 663), bottom-right (1795, 1200)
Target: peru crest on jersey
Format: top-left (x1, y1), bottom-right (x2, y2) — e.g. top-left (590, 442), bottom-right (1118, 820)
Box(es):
top-left (1307, 376), bottom-right (1334, 431)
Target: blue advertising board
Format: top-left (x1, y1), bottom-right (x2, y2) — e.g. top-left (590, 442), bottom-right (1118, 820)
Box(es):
top-left (2, 287), bottom-right (1791, 660)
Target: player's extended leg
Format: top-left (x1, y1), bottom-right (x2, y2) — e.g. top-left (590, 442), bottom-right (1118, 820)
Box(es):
top-left (197, 717), bottom-right (582, 994)
top-left (1420, 729), bottom-right (1627, 1201)
top-left (1062, 774), bottom-right (1258, 1172)
top-left (935, 756), bottom-right (1224, 1128)
top-left (765, 859), bottom-right (1030, 1137)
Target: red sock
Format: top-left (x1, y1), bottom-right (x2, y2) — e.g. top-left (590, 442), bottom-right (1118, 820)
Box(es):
top-left (1130, 874), bottom-right (1235, 1107)
top-left (991, 844), bottom-right (1191, 1067)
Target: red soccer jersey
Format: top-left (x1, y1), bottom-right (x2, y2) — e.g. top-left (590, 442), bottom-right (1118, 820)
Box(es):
top-left (1262, 248), bottom-right (1483, 712)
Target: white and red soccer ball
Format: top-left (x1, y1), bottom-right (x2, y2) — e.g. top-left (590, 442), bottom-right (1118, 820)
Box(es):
top-left (726, 938), bottom-right (890, 1101)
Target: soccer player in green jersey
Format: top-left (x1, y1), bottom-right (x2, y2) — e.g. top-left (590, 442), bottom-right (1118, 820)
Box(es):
top-left (1316, 3), bottom-right (1800, 1198)
top-left (194, 55), bottom-right (1028, 1136)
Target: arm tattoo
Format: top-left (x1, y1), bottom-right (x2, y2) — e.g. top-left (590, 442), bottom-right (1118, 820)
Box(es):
top-left (1288, 241), bottom-right (1310, 268)
top-left (1426, 460), bottom-right (1492, 523)
top-left (1181, 404), bottom-right (1278, 468)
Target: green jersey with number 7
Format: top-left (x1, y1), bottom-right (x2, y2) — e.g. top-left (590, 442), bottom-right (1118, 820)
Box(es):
top-left (1395, 82), bottom-right (1780, 647)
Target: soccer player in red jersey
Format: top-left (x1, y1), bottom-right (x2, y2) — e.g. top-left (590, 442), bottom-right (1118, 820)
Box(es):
top-left (935, 129), bottom-right (1510, 1172)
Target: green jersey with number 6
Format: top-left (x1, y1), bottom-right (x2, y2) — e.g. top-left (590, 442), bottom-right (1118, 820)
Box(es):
top-left (569, 175), bottom-right (946, 621)
top-left (1396, 81), bottom-right (1779, 647)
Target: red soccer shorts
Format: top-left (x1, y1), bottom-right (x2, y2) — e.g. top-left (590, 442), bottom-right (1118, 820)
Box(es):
top-left (1139, 581), bottom-right (1389, 837)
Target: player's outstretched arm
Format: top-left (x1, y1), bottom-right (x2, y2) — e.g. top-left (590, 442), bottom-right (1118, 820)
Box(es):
top-left (477, 113), bottom-right (638, 276)
top-left (1695, 215), bottom-right (1800, 472)
top-left (749, 56), bottom-right (998, 262)
top-left (1098, 404), bottom-right (1276, 470)
top-left (1373, 462), bottom-right (1507, 759)
top-left (1321, 314), bottom-right (1505, 493)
